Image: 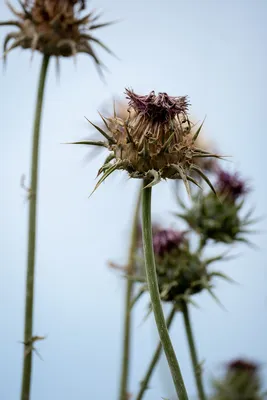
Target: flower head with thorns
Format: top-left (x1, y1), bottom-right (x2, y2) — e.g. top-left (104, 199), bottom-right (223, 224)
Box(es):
top-left (132, 227), bottom-right (230, 304)
top-left (72, 89), bottom-right (221, 195)
top-left (178, 169), bottom-right (255, 245)
top-left (216, 170), bottom-right (248, 201)
top-left (212, 358), bottom-right (263, 400)
top-left (0, 0), bottom-right (115, 73)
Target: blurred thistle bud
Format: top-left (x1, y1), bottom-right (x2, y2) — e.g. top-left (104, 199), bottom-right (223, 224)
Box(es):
top-left (0, 0), bottom-right (115, 72)
top-left (216, 169), bottom-right (248, 202)
top-left (211, 358), bottom-right (264, 400)
top-left (177, 169), bottom-right (255, 245)
top-left (71, 89), bottom-right (221, 195)
top-left (135, 227), bottom-right (227, 304)
top-left (153, 229), bottom-right (186, 258)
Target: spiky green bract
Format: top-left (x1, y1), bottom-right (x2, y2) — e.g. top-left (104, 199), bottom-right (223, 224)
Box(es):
top-left (132, 229), bottom-right (229, 306)
top-left (177, 192), bottom-right (255, 245)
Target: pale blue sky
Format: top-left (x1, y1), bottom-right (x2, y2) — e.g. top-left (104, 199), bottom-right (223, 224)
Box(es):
top-left (0, 0), bottom-right (266, 399)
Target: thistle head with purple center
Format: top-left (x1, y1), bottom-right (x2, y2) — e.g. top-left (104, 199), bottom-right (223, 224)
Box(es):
top-left (125, 89), bottom-right (189, 124)
top-left (74, 88), bottom-right (220, 196)
top-left (153, 229), bottom-right (186, 258)
top-left (227, 359), bottom-right (258, 375)
top-left (216, 170), bottom-right (248, 201)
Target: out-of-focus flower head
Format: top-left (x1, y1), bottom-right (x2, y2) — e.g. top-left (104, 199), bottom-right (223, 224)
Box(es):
top-left (227, 359), bottom-right (258, 374)
top-left (211, 358), bottom-right (264, 400)
top-left (71, 89), bottom-right (221, 196)
top-left (216, 169), bottom-right (249, 201)
top-left (177, 169), bottom-right (255, 245)
top-left (0, 0), bottom-right (115, 73)
top-left (153, 229), bottom-right (186, 258)
top-left (135, 227), bottom-right (228, 304)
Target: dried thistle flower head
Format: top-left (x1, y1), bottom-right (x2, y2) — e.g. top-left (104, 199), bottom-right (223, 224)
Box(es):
top-left (72, 89), bottom-right (221, 195)
top-left (0, 0), bottom-right (114, 72)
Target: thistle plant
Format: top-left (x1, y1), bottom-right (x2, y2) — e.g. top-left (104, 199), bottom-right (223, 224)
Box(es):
top-left (133, 226), bottom-right (230, 400)
top-left (211, 359), bottom-right (266, 400)
top-left (73, 89), bottom-right (219, 399)
top-left (1, 2), bottom-right (114, 399)
top-left (177, 169), bottom-right (254, 245)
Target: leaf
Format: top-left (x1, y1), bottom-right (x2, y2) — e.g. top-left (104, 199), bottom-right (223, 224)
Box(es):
top-left (98, 111), bottom-right (112, 133)
top-left (192, 117), bottom-right (206, 142)
top-left (64, 140), bottom-right (107, 147)
top-left (161, 129), bottom-right (176, 151)
top-left (205, 285), bottom-right (227, 311)
top-left (130, 286), bottom-right (147, 309)
top-left (210, 271), bottom-right (237, 285)
top-left (87, 35), bottom-right (119, 59)
top-left (84, 116), bottom-right (116, 144)
top-left (191, 165), bottom-right (217, 195)
top-left (171, 164), bottom-right (191, 198)
top-left (186, 175), bottom-right (203, 190)
top-left (143, 170), bottom-right (161, 189)
top-left (90, 162), bottom-right (120, 196)
top-left (90, 20), bottom-right (119, 30)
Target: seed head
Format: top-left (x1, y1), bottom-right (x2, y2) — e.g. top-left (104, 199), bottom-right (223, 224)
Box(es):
top-left (1, 0), bottom-right (115, 73)
top-left (72, 89), bottom-right (220, 196)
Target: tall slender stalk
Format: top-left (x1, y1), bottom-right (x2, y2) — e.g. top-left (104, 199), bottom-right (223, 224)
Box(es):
top-left (181, 301), bottom-right (207, 400)
top-left (142, 184), bottom-right (188, 400)
top-left (119, 184), bottom-right (142, 400)
top-left (21, 54), bottom-right (50, 400)
top-left (136, 306), bottom-right (176, 400)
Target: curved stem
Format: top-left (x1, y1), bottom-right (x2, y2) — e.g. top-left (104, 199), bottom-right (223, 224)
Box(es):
top-left (142, 185), bottom-right (188, 400)
top-left (180, 301), bottom-right (207, 400)
top-left (119, 184), bottom-right (142, 400)
top-left (21, 54), bottom-right (50, 400)
top-left (136, 306), bottom-right (176, 400)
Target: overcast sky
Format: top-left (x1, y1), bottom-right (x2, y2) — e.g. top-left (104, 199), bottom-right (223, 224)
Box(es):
top-left (0, 0), bottom-right (266, 399)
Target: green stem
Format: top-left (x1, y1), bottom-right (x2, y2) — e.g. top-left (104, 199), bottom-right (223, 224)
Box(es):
top-left (119, 184), bottom-right (142, 400)
top-left (136, 306), bottom-right (176, 400)
top-left (21, 54), bottom-right (50, 400)
top-left (181, 301), bottom-right (207, 400)
top-left (142, 185), bottom-right (188, 400)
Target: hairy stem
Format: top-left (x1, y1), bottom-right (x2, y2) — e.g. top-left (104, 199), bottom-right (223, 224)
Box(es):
top-left (136, 306), bottom-right (176, 400)
top-left (181, 301), bottom-right (207, 400)
top-left (119, 184), bottom-right (142, 400)
top-left (21, 54), bottom-right (50, 400)
top-left (142, 185), bottom-right (188, 400)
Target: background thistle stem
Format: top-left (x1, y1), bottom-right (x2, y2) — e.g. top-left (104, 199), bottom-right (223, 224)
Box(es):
top-left (135, 306), bottom-right (176, 400)
top-left (180, 301), bottom-right (207, 400)
top-left (21, 54), bottom-right (50, 400)
top-left (142, 184), bottom-right (188, 400)
top-left (119, 184), bottom-right (142, 400)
